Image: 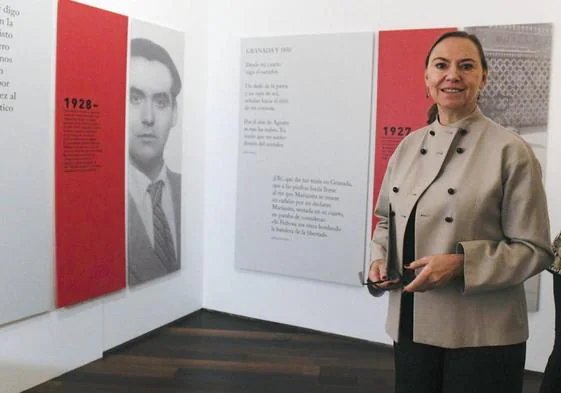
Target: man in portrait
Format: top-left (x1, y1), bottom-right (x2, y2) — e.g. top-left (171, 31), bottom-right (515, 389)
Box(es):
top-left (127, 37), bottom-right (182, 286)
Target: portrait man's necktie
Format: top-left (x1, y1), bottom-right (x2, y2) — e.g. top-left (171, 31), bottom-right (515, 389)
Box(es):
top-left (147, 180), bottom-right (176, 271)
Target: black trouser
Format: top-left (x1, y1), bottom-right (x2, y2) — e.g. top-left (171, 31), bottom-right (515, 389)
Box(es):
top-left (540, 273), bottom-right (561, 393)
top-left (394, 291), bottom-right (526, 393)
top-left (394, 338), bottom-right (526, 393)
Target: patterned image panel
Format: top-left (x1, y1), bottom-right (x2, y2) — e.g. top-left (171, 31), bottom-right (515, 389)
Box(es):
top-left (465, 24), bottom-right (553, 128)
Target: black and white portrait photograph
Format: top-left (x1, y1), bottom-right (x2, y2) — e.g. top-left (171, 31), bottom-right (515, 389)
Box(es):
top-left (127, 18), bottom-right (185, 287)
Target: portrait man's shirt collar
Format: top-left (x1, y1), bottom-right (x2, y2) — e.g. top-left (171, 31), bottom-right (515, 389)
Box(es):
top-left (128, 162), bottom-right (178, 254)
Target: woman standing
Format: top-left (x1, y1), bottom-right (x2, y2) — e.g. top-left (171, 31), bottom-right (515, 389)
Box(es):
top-left (540, 234), bottom-right (561, 393)
top-left (369, 31), bottom-right (552, 393)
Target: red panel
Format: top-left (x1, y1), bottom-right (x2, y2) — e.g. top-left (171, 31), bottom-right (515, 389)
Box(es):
top-left (372, 27), bottom-right (456, 229)
top-left (55, 0), bottom-right (128, 307)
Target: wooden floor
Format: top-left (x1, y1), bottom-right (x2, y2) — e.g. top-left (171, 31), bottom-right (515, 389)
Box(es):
top-left (26, 309), bottom-right (544, 393)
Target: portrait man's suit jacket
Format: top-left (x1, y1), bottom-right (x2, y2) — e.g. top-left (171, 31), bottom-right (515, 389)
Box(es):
top-left (128, 169), bottom-right (181, 286)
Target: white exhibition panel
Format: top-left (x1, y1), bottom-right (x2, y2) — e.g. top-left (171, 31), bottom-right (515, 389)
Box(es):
top-left (235, 33), bottom-right (374, 286)
top-left (0, 0), bottom-right (55, 326)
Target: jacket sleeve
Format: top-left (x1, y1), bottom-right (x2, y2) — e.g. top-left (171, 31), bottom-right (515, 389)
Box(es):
top-left (370, 152), bottom-right (395, 264)
top-left (459, 140), bottom-right (553, 295)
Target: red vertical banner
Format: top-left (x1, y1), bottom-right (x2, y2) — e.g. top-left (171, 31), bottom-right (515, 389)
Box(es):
top-left (55, 0), bottom-right (128, 307)
top-left (372, 28), bottom-right (456, 228)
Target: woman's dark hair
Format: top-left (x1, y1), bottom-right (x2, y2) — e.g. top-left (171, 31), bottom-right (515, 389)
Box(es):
top-left (425, 31), bottom-right (488, 124)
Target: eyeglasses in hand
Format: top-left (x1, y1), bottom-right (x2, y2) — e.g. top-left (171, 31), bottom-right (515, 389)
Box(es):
top-left (358, 271), bottom-right (402, 297)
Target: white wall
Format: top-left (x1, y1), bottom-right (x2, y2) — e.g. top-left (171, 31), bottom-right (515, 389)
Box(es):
top-left (0, 1), bottom-right (205, 392)
top-left (202, 0), bottom-right (561, 373)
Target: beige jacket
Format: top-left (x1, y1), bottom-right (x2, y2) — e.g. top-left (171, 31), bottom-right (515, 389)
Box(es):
top-left (371, 107), bottom-right (552, 348)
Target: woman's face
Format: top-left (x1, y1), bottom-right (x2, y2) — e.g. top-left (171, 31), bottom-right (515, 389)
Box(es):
top-left (425, 37), bottom-right (487, 124)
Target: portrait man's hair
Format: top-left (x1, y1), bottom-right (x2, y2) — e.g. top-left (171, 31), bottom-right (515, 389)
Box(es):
top-left (130, 38), bottom-right (182, 103)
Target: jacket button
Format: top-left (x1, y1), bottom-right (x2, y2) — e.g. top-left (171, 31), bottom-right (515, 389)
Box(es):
top-left (459, 128), bottom-right (468, 136)
top-left (392, 187), bottom-right (399, 193)
top-left (448, 188), bottom-right (455, 195)
top-left (445, 217), bottom-right (453, 223)
top-left (390, 211), bottom-right (396, 217)
top-left (456, 147), bottom-right (465, 154)
top-left (429, 130), bottom-right (435, 136)
top-left (420, 148), bottom-right (427, 155)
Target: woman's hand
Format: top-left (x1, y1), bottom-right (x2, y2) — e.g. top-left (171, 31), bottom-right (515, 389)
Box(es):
top-left (403, 253), bottom-right (464, 292)
top-left (369, 259), bottom-right (400, 289)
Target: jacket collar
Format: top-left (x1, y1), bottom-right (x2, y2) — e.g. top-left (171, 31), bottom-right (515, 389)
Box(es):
top-left (430, 106), bottom-right (485, 134)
